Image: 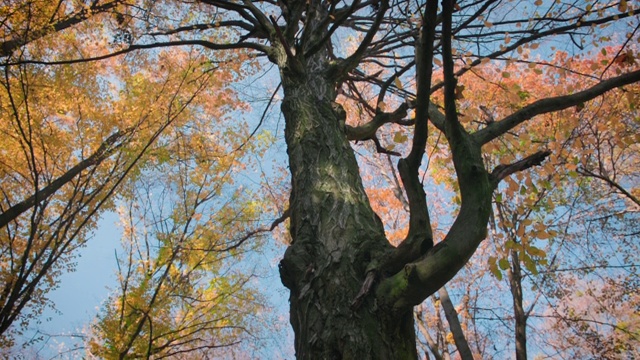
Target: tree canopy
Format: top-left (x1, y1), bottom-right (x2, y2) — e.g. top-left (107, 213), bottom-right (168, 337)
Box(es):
top-left (0, 0), bottom-right (638, 358)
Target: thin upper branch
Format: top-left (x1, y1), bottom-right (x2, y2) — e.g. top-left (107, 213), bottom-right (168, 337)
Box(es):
top-left (577, 167), bottom-right (640, 208)
top-left (332, 0), bottom-right (390, 80)
top-left (4, 40), bottom-right (270, 66)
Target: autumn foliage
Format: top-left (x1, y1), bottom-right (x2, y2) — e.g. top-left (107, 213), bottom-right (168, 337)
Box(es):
top-left (0, 0), bottom-right (639, 358)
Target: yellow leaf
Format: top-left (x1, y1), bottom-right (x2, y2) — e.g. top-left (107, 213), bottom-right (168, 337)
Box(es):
top-left (523, 254), bottom-right (538, 274)
top-left (393, 131), bottom-right (408, 143)
top-left (528, 246), bottom-right (547, 257)
top-left (619, 0), bottom-right (627, 12)
top-left (488, 256), bottom-right (503, 280)
top-left (536, 230), bottom-right (550, 239)
top-left (394, 77), bottom-right (403, 90)
top-left (446, 332), bottom-right (454, 344)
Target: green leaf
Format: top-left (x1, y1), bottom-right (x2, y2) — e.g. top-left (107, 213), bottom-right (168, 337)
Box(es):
top-left (499, 258), bottom-right (510, 270)
top-left (488, 256), bottom-right (503, 280)
top-left (522, 254), bottom-right (539, 275)
top-left (527, 246), bottom-right (546, 258)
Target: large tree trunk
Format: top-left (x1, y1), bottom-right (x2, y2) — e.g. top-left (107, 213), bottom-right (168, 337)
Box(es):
top-left (277, 56), bottom-right (418, 358)
top-left (272, 2), bottom-right (497, 357)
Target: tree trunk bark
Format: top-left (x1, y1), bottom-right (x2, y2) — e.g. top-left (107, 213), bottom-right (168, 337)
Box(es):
top-left (277, 58), bottom-right (418, 358)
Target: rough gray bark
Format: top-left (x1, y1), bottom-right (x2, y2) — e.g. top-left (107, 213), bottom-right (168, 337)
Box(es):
top-left (277, 53), bottom-right (418, 359)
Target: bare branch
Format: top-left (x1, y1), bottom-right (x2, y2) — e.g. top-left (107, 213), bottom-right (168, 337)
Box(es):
top-left (438, 286), bottom-right (474, 360)
top-left (332, 0), bottom-right (390, 80)
top-left (577, 167), bottom-right (640, 208)
top-left (4, 40), bottom-right (270, 66)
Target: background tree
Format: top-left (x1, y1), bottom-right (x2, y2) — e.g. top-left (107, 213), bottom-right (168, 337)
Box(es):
top-left (87, 119), bottom-right (273, 358)
top-left (0, 1), bottom-right (263, 351)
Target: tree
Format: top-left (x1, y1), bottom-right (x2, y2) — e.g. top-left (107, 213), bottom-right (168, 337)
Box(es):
top-left (0, 1), bottom-right (258, 349)
top-left (2, 0), bottom-right (640, 358)
top-left (408, 50), bottom-right (639, 359)
top-left (87, 125), bottom-right (271, 358)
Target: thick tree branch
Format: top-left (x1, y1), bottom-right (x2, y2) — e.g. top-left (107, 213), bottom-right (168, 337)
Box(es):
top-left (377, 0), bottom-right (494, 313)
top-left (345, 103), bottom-right (409, 141)
top-left (270, 15), bottom-right (295, 60)
top-left (490, 150), bottom-right (552, 187)
top-left (383, 0), bottom-right (438, 276)
top-left (438, 286), bottom-right (474, 360)
top-left (441, 0), bottom-right (463, 133)
top-left (474, 69), bottom-right (640, 145)
top-left (147, 21), bottom-right (259, 37)
top-left (241, 0), bottom-right (275, 34)
top-left (199, 0), bottom-right (256, 22)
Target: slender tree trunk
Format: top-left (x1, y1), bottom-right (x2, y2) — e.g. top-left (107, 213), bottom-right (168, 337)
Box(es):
top-left (508, 249), bottom-right (527, 360)
top-left (416, 308), bottom-right (447, 360)
top-left (277, 56), bottom-right (417, 358)
top-left (438, 286), bottom-right (474, 360)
